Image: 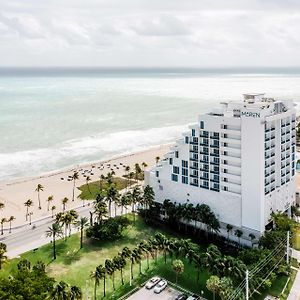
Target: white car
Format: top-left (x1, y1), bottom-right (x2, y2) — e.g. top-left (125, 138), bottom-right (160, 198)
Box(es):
top-left (145, 277), bottom-right (161, 289)
top-left (186, 296), bottom-right (198, 300)
top-left (153, 279), bottom-right (167, 294)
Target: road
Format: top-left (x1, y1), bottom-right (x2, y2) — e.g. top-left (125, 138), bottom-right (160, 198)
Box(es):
top-left (0, 201), bottom-right (124, 258)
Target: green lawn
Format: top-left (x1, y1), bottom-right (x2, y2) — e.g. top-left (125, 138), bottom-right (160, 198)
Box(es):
top-left (0, 215), bottom-right (209, 299)
top-left (0, 215), bottom-right (296, 300)
top-left (292, 226), bottom-right (300, 250)
top-left (78, 177), bottom-right (134, 200)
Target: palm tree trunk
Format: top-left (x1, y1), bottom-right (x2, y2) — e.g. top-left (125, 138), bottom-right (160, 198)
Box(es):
top-left (47, 202), bottom-right (50, 211)
top-left (80, 228), bottom-right (83, 248)
top-left (112, 273), bottom-right (115, 290)
top-left (1, 224), bottom-right (3, 235)
top-left (147, 254), bottom-right (149, 270)
top-left (121, 268), bottom-right (124, 285)
top-left (103, 277), bottom-right (106, 297)
top-left (176, 272), bottom-right (178, 284)
top-left (53, 236), bottom-right (56, 260)
top-left (72, 180), bottom-right (75, 201)
top-left (9, 221), bottom-right (11, 233)
top-left (139, 261), bottom-right (142, 275)
top-left (38, 193), bottom-right (41, 209)
top-left (94, 282), bottom-right (97, 300)
top-left (131, 261), bottom-right (133, 279)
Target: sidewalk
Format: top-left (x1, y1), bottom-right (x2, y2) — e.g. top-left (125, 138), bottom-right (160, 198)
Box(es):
top-left (288, 249), bottom-right (300, 300)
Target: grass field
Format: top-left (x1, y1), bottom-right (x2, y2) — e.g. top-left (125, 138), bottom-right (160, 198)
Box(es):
top-left (1, 215), bottom-right (210, 299)
top-left (292, 225), bottom-right (300, 250)
top-left (0, 215), bottom-right (296, 299)
top-left (78, 177), bottom-right (134, 200)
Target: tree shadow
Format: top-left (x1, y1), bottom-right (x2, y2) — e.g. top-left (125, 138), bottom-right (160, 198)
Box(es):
top-left (62, 248), bottom-right (82, 265)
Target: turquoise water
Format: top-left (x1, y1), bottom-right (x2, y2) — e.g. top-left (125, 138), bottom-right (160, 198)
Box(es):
top-left (1, 68), bottom-right (300, 181)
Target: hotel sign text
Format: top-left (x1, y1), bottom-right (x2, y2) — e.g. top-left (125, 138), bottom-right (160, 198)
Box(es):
top-left (241, 111), bottom-right (261, 118)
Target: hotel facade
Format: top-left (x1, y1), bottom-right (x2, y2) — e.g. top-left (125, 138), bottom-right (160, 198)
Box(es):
top-left (145, 94), bottom-right (296, 239)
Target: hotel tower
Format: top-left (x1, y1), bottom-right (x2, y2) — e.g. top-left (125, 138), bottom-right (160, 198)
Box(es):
top-left (145, 94), bottom-right (296, 239)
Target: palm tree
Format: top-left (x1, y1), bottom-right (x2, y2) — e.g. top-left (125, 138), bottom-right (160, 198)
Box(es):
top-left (46, 222), bottom-right (63, 260)
top-left (131, 186), bottom-right (142, 224)
top-left (1, 218), bottom-right (6, 235)
top-left (0, 247), bottom-right (7, 269)
top-left (106, 185), bottom-right (118, 217)
top-left (69, 285), bottom-right (82, 300)
top-left (154, 232), bottom-right (171, 264)
top-left (172, 259), bottom-right (184, 284)
top-left (134, 163), bottom-right (142, 184)
top-left (51, 281), bottom-right (69, 300)
top-left (113, 255), bottom-right (126, 285)
top-left (35, 184), bottom-right (44, 209)
top-left (141, 162), bottom-right (148, 173)
top-left (0, 247), bottom-right (7, 270)
top-left (155, 156), bottom-right (160, 164)
top-left (226, 224), bottom-right (233, 241)
top-left (121, 246), bottom-right (132, 278)
top-left (105, 259), bottom-right (116, 290)
top-left (91, 265), bottom-right (106, 299)
top-left (86, 176), bottom-right (91, 194)
top-left (206, 275), bottom-right (220, 300)
top-left (124, 166), bottom-right (130, 189)
top-left (249, 233), bottom-right (256, 248)
top-left (24, 199), bottom-right (33, 221)
top-left (71, 171), bottom-right (79, 202)
top-left (0, 202), bottom-right (4, 213)
top-left (235, 229), bottom-right (243, 247)
top-left (66, 210), bottom-right (79, 237)
top-left (51, 205), bottom-right (56, 218)
top-left (47, 195), bottom-right (54, 211)
top-left (139, 240), bottom-right (152, 270)
top-left (93, 201), bottom-right (108, 224)
top-left (76, 217), bottom-right (89, 249)
top-left (131, 248), bottom-right (142, 278)
top-left (8, 216), bottom-right (15, 233)
top-left (62, 197), bottom-right (69, 212)
top-left (99, 174), bottom-right (106, 191)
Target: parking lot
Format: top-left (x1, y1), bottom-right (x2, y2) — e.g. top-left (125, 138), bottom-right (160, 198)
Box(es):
top-left (127, 285), bottom-right (181, 300)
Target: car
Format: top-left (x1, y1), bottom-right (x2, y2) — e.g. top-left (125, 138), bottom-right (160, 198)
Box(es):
top-left (145, 277), bottom-right (161, 289)
top-left (153, 279), bottom-right (167, 293)
top-left (186, 296), bottom-right (198, 300)
top-left (175, 294), bottom-right (188, 300)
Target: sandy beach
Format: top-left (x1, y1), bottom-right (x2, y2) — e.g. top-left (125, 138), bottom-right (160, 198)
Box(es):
top-left (0, 144), bottom-right (171, 228)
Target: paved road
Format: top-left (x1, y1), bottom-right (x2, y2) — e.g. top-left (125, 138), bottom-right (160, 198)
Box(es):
top-left (0, 201), bottom-right (126, 258)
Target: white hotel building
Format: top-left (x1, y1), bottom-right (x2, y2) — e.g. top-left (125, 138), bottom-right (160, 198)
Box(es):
top-left (145, 94), bottom-right (296, 238)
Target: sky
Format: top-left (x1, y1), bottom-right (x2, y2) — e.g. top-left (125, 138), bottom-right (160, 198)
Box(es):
top-left (1, 0), bottom-right (300, 67)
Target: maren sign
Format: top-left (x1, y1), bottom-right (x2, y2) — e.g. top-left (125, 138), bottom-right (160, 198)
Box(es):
top-left (241, 111), bottom-right (261, 118)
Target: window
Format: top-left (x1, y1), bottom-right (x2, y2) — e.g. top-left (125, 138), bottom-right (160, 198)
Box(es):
top-left (182, 160), bottom-right (188, 168)
top-left (192, 129), bottom-right (195, 137)
top-left (213, 140), bottom-right (219, 147)
top-left (156, 171), bottom-right (159, 177)
top-left (203, 138), bottom-right (209, 145)
top-left (182, 168), bottom-right (188, 176)
top-left (182, 176), bottom-right (188, 184)
top-left (173, 166), bottom-right (180, 174)
top-left (185, 136), bottom-right (189, 144)
top-left (175, 151), bottom-right (179, 158)
top-left (213, 157), bottom-right (220, 164)
top-left (171, 174), bottom-right (178, 182)
top-left (203, 172), bottom-right (209, 179)
top-left (200, 121), bottom-right (204, 129)
top-left (203, 181), bottom-right (209, 187)
top-left (169, 158), bottom-right (173, 165)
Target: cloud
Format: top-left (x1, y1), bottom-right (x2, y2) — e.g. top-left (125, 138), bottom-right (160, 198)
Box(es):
top-left (130, 15), bottom-right (190, 36)
top-left (0, 1), bottom-right (300, 66)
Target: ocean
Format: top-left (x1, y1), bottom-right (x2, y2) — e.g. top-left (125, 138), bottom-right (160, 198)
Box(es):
top-left (1, 67), bottom-right (300, 181)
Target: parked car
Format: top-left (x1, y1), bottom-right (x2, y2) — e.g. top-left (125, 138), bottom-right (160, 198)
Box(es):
top-left (175, 293), bottom-right (188, 300)
top-left (186, 296), bottom-right (198, 300)
top-left (153, 279), bottom-right (167, 293)
top-left (145, 277), bottom-right (161, 289)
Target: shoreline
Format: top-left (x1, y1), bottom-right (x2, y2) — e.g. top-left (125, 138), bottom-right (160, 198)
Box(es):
top-left (0, 143), bottom-right (172, 229)
top-left (0, 143), bottom-right (173, 187)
